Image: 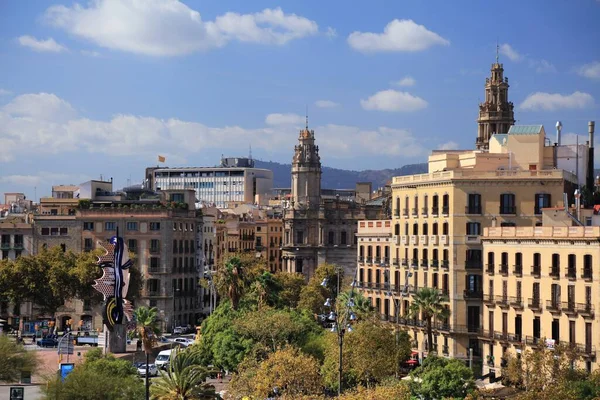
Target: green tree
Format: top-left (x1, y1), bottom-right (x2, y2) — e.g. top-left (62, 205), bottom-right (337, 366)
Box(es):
top-left (214, 256), bottom-right (245, 310)
top-left (408, 287), bottom-right (449, 356)
top-left (273, 272), bottom-right (305, 308)
top-left (247, 271), bottom-right (281, 309)
top-left (0, 335), bottom-right (37, 382)
top-left (337, 380), bottom-right (411, 400)
top-left (44, 349), bottom-right (144, 400)
top-left (150, 348), bottom-right (219, 400)
top-left (336, 290), bottom-right (373, 319)
top-left (133, 306), bottom-right (161, 400)
top-left (298, 263), bottom-right (342, 315)
top-left (409, 356), bottom-right (475, 399)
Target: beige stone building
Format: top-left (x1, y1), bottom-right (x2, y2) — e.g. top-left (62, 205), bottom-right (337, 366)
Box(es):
top-left (482, 210), bottom-right (600, 374)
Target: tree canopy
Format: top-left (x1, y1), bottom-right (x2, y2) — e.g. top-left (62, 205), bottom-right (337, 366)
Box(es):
top-left (0, 335), bottom-right (37, 383)
top-left (409, 356), bottom-right (475, 399)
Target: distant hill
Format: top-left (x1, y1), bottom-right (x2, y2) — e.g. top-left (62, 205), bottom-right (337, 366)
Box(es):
top-left (254, 160), bottom-right (428, 189)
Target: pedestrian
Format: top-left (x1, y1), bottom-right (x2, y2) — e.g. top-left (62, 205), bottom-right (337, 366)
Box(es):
top-left (136, 339), bottom-right (142, 352)
top-left (217, 371), bottom-right (222, 383)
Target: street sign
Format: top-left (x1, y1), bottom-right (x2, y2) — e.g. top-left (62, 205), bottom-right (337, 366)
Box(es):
top-left (58, 333), bottom-right (74, 355)
top-left (59, 363), bottom-right (75, 382)
top-left (9, 386), bottom-right (24, 400)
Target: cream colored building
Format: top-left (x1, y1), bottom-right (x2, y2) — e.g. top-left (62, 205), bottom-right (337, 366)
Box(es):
top-left (482, 210), bottom-right (600, 374)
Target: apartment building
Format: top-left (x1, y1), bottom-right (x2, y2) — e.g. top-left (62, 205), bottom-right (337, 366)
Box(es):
top-left (482, 210), bottom-right (600, 374)
top-left (146, 157), bottom-right (273, 208)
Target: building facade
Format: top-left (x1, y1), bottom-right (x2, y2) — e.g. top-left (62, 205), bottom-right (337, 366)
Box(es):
top-left (481, 222), bottom-right (599, 373)
top-left (146, 158), bottom-right (273, 208)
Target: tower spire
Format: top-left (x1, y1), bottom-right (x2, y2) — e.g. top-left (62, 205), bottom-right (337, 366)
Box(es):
top-left (496, 40), bottom-right (499, 63)
top-left (305, 104), bottom-right (309, 129)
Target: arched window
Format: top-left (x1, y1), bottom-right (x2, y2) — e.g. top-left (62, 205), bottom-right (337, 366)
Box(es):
top-left (432, 222), bottom-right (438, 235)
top-left (442, 222), bottom-right (449, 235)
top-left (395, 197), bottom-right (401, 217)
top-left (422, 223), bottom-right (428, 235)
top-left (328, 231), bottom-right (335, 245)
top-left (394, 223), bottom-right (400, 235)
top-left (412, 223), bottom-right (419, 235)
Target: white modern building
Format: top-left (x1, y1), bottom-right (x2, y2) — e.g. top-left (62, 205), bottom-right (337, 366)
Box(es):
top-left (146, 158), bottom-right (273, 209)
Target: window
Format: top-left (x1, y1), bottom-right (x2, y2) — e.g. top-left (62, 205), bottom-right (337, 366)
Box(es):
top-left (466, 222), bottom-right (481, 236)
top-left (83, 222), bottom-right (94, 231)
top-left (150, 239), bottom-right (160, 253)
top-left (150, 222), bottom-right (161, 231)
top-left (41, 227), bottom-right (50, 235)
top-left (394, 224), bottom-right (400, 235)
top-left (442, 222), bottom-right (449, 235)
top-left (534, 193), bottom-right (551, 215)
top-left (341, 231), bottom-right (347, 245)
top-left (412, 223), bottom-right (418, 235)
top-left (296, 230), bottom-right (304, 244)
top-left (422, 223), bottom-right (428, 235)
top-left (467, 193), bottom-right (481, 214)
top-left (584, 255), bottom-right (592, 279)
top-left (105, 222), bottom-right (116, 231)
top-left (127, 222), bottom-right (138, 231)
top-left (128, 239), bottom-right (137, 252)
top-left (150, 257), bottom-right (160, 271)
top-left (84, 238), bottom-right (93, 251)
top-left (328, 231), bottom-right (335, 245)
top-left (567, 254), bottom-right (576, 278)
top-left (500, 193), bottom-right (516, 214)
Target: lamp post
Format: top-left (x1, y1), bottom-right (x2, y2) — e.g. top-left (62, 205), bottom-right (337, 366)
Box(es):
top-left (322, 266), bottom-right (357, 396)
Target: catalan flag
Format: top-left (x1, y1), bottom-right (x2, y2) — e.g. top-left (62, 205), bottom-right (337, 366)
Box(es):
top-left (158, 155), bottom-right (166, 163)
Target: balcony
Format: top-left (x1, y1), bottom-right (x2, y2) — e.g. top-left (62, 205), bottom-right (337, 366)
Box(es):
top-left (421, 207), bottom-right (428, 216)
top-left (411, 208), bottom-right (418, 217)
top-left (402, 209), bottom-right (409, 217)
top-left (358, 256), bottom-right (365, 264)
top-left (394, 209), bottom-right (400, 218)
top-left (442, 206), bottom-right (449, 216)
top-left (512, 265), bottom-right (523, 277)
top-left (546, 300), bottom-right (561, 313)
top-left (410, 235), bottom-right (419, 245)
top-left (366, 257), bottom-right (373, 264)
top-left (577, 303), bottom-right (594, 318)
top-left (483, 294), bottom-right (495, 305)
top-left (465, 206), bottom-right (482, 215)
top-left (420, 259), bottom-right (429, 269)
top-left (411, 258), bottom-right (419, 268)
top-left (442, 345), bottom-right (449, 355)
top-left (441, 288), bottom-right (450, 298)
top-left (509, 296), bottom-right (524, 309)
top-left (561, 301), bottom-right (577, 316)
top-left (565, 268), bottom-right (577, 280)
top-left (430, 235), bottom-right (438, 245)
top-left (465, 260), bottom-right (483, 270)
top-left (430, 259), bottom-right (439, 269)
top-left (13, 242), bottom-right (24, 250)
top-left (525, 336), bottom-right (543, 346)
top-left (508, 333), bottom-right (523, 344)
top-left (465, 235), bottom-right (481, 244)
top-left (374, 257), bottom-right (382, 265)
top-left (381, 257), bottom-right (390, 266)
top-left (464, 289), bottom-right (483, 300)
top-left (499, 264), bottom-right (509, 276)
top-left (149, 266), bottom-right (169, 274)
top-left (392, 258), bottom-right (399, 266)
top-left (528, 298), bottom-right (542, 311)
top-left (486, 264), bottom-right (495, 275)
top-left (549, 266), bottom-right (560, 279)
top-left (440, 235), bottom-right (449, 246)
top-left (149, 247), bottom-right (160, 254)
top-left (431, 206), bottom-right (439, 216)
top-left (420, 235), bottom-right (428, 245)
top-left (401, 235), bottom-right (409, 245)
top-left (531, 265), bottom-right (541, 278)
top-left (0, 243), bottom-right (10, 250)
top-left (499, 206), bottom-right (517, 215)
top-left (582, 268), bottom-right (593, 282)
top-left (496, 296), bottom-right (510, 309)
top-left (441, 260), bottom-right (449, 270)
top-left (401, 258), bottom-right (408, 267)
top-left (494, 331), bottom-right (509, 342)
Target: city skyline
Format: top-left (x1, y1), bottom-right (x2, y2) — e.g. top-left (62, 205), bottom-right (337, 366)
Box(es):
top-left (1, 0), bottom-right (599, 199)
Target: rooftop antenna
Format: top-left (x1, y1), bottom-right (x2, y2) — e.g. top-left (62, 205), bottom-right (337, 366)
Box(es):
top-left (249, 144), bottom-right (252, 160)
top-left (305, 104), bottom-right (309, 129)
top-left (496, 40), bottom-right (499, 63)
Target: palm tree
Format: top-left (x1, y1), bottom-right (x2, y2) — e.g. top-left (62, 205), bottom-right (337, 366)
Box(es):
top-left (151, 348), bottom-right (220, 400)
top-left (408, 287), bottom-right (449, 356)
top-left (336, 290), bottom-right (373, 319)
top-left (215, 256), bottom-right (245, 310)
top-left (134, 306), bottom-right (161, 400)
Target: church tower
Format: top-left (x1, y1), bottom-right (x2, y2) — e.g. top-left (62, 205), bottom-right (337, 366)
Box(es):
top-left (476, 51), bottom-right (515, 150)
top-left (291, 121), bottom-right (321, 209)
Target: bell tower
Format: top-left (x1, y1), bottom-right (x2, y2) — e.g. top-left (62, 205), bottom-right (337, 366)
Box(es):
top-left (291, 119), bottom-right (321, 209)
top-left (476, 48), bottom-right (515, 150)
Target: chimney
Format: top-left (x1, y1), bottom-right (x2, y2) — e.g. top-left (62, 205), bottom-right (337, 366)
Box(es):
top-left (587, 121), bottom-right (595, 191)
top-left (556, 121), bottom-right (562, 146)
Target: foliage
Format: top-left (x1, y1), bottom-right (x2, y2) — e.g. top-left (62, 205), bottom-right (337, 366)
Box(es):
top-left (133, 306), bottom-right (161, 354)
top-left (336, 290), bottom-right (374, 320)
top-left (409, 356), bottom-right (475, 399)
top-left (214, 256), bottom-right (246, 310)
top-left (0, 246), bottom-right (101, 315)
top-left (150, 348), bottom-right (219, 400)
top-left (273, 272), bottom-right (305, 308)
top-left (337, 380), bottom-right (411, 400)
top-left (322, 320), bottom-right (410, 391)
top-left (297, 263), bottom-right (342, 315)
top-left (246, 271), bottom-right (281, 309)
top-left (229, 347), bottom-right (322, 398)
top-left (44, 350), bottom-right (144, 400)
top-left (0, 335), bottom-right (37, 382)
top-left (408, 287), bottom-right (449, 356)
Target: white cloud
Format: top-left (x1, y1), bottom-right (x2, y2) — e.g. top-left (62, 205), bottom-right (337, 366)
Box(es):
top-left (360, 89), bottom-right (427, 112)
top-left (577, 61), bottom-right (600, 80)
top-left (0, 92), bottom-right (447, 164)
top-left (499, 43), bottom-right (521, 62)
top-left (347, 19), bottom-right (449, 53)
top-left (44, 1), bottom-right (318, 56)
top-left (315, 100), bottom-right (339, 108)
top-left (0, 89), bottom-right (11, 96)
top-left (265, 113), bottom-right (304, 126)
top-left (392, 76), bottom-right (416, 87)
top-left (325, 27), bottom-right (337, 38)
top-left (81, 50), bottom-right (101, 57)
top-left (18, 35), bottom-right (67, 53)
top-left (0, 172), bottom-right (91, 187)
top-left (520, 91), bottom-right (594, 111)
top-left (438, 141), bottom-right (459, 150)
top-left (530, 59), bottom-right (556, 73)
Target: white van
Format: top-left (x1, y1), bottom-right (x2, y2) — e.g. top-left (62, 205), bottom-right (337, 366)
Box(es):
top-left (155, 349), bottom-right (176, 369)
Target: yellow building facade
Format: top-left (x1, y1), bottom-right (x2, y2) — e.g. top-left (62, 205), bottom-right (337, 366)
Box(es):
top-left (482, 224), bottom-right (599, 374)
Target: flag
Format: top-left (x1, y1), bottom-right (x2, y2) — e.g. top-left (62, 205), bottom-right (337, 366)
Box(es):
top-left (158, 155), bottom-right (166, 163)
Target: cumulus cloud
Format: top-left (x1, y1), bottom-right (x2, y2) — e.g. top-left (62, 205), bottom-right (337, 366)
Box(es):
top-left (577, 61), bottom-right (600, 80)
top-left (315, 100), bottom-right (339, 108)
top-left (0, 92), bottom-right (446, 164)
top-left (347, 19), bottom-right (449, 53)
top-left (265, 113), bottom-right (304, 125)
top-left (0, 89), bottom-right (11, 96)
top-left (360, 90), bottom-right (428, 112)
top-left (530, 59), bottom-right (556, 73)
top-left (499, 43), bottom-right (521, 62)
top-left (438, 141), bottom-right (459, 150)
top-left (392, 76), bottom-right (416, 87)
top-left (18, 35), bottom-right (67, 53)
top-left (520, 91), bottom-right (594, 111)
top-left (44, 1), bottom-right (318, 56)
top-left (325, 27), bottom-right (337, 38)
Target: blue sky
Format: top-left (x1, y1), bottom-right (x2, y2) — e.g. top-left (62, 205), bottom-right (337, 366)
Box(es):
top-left (0, 0), bottom-right (599, 200)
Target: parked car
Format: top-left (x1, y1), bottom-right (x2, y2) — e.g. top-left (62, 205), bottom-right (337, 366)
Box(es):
top-left (137, 364), bottom-right (158, 377)
top-left (155, 349), bottom-right (177, 369)
top-left (37, 336), bottom-right (58, 348)
top-left (172, 327), bottom-right (184, 335)
top-left (173, 337), bottom-right (194, 347)
top-left (75, 335), bottom-right (98, 346)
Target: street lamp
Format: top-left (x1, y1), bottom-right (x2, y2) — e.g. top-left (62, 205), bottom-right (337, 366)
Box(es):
top-left (321, 266), bottom-right (357, 396)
